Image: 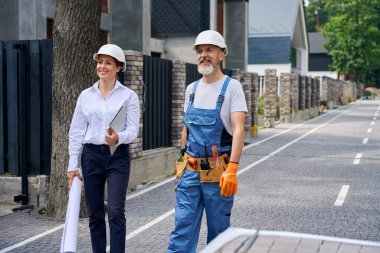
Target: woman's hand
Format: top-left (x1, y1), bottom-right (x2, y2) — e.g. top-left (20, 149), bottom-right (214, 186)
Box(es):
top-left (67, 170), bottom-right (83, 191)
top-left (105, 126), bottom-right (119, 146)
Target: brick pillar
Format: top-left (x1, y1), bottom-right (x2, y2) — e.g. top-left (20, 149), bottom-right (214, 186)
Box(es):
top-left (280, 73), bottom-right (291, 116)
top-left (299, 75), bottom-right (306, 110)
top-left (328, 78), bottom-right (333, 102)
top-left (171, 60), bottom-right (186, 148)
top-left (292, 74), bottom-right (300, 112)
top-left (241, 71), bottom-right (252, 137)
top-left (251, 72), bottom-right (259, 126)
top-left (321, 76), bottom-right (328, 102)
top-left (124, 50), bottom-right (143, 158)
top-left (264, 69), bottom-right (277, 127)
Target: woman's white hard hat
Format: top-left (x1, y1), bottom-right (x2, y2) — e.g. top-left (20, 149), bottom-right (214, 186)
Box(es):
top-left (93, 44), bottom-right (126, 72)
top-left (193, 30), bottom-right (228, 56)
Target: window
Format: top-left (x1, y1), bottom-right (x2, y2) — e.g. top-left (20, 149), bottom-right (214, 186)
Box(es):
top-left (290, 47), bottom-right (297, 68)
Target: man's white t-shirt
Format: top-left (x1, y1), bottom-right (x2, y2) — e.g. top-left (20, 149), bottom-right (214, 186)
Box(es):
top-left (184, 75), bottom-right (248, 135)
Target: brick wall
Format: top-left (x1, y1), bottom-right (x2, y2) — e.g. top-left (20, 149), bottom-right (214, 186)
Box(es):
top-left (264, 69), bottom-right (277, 127)
top-left (251, 72), bottom-right (259, 125)
top-left (124, 50), bottom-right (144, 158)
top-left (171, 60), bottom-right (186, 148)
top-left (321, 76), bottom-right (328, 102)
top-left (292, 74), bottom-right (300, 112)
top-left (280, 73), bottom-right (291, 116)
top-left (241, 71), bottom-right (253, 135)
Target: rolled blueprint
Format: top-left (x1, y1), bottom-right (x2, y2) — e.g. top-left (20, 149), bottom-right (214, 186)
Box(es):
top-left (60, 176), bottom-right (82, 253)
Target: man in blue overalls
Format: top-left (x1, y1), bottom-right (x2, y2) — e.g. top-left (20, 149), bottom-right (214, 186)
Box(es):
top-left (168, 30), bottom-right (247, 253)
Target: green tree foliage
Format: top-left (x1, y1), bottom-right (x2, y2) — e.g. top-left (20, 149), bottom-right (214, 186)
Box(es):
top-left (305, 0), bottom-right (330, 32)
top-left (322, 0), bottom-right (380, 85)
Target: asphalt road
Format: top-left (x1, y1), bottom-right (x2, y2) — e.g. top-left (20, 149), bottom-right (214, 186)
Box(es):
top-left (0, 100), bottom-right (379, 253)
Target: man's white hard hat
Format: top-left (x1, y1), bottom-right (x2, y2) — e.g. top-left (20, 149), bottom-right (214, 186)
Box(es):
top-left (93, 44), bottom-right (126, 72)
top-left (193, 30), bottom-right (228, 56)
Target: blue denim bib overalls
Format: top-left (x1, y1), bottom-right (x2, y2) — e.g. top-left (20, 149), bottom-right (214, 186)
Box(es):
top-left (168, 76), bottom-right (234, 253)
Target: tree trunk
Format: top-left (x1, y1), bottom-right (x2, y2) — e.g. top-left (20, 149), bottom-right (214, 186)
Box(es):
top-left (47, 0), bottom-right (101, 219)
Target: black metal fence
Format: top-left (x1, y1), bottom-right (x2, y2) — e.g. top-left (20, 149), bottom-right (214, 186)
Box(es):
top-left (298, 75), bottom-right (303, 110)
top-left (142, 55), bottom-right (172, 150)
top-left (0, 40), bottom-right (52, 176)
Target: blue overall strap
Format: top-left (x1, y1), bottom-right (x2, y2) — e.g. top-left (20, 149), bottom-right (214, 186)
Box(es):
top-left (216, 76), bottom-right (232, 110)
top-left (189, 79), bottom-right (201, 107)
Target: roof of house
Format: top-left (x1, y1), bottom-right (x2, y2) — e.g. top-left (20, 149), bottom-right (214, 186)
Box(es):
top-left (249, 0), bottom-right (300, 37)
top-left (308, 32), bottom-right (328, 53)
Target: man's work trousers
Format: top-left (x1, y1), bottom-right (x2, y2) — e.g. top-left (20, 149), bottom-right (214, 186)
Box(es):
top-left (168, 169), bottom-right (234, 253)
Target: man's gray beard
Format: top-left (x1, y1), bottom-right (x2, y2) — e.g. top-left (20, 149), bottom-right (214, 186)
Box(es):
top-left (198, 64), bottom-right (214, 76)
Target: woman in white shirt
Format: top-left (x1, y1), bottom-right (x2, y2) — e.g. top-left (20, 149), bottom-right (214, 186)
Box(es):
top-left (67, 44), bottom-right (140, 253)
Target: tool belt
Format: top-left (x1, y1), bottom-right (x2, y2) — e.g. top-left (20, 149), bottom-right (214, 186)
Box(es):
top-left (174, 153), bottom-right (228, 183)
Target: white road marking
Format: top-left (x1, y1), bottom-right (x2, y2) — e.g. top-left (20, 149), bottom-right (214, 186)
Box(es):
top-left (367, 128), bottom-right (372, 133)
top-left (334, 185), bottom-right (350, 206)
top-left (362, 138), bottom-right (368, 144)
top-left (0, 107), bottom-right (353, 252)
top-left (353, 153), bottom-right (362, 164)
top-left (239, 108), bottom-right (351, 175)
top-left (371, 121), bottom-right (375, 126)
top-left (0, 225), bottom-right (64, 253)
top-left (374, 117), bottom-right (377, 120)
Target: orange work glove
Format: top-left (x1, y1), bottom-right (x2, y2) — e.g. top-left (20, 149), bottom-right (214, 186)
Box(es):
top-left (219, 162), bottom-right (238, 197)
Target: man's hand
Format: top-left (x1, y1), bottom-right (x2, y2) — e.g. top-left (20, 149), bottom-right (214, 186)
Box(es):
top-left (219, 162), bottom-right (238, 197)
top-left (67, 170), bottom-right (83, 191)
top-left (105, 126), bottom-right (119, 146)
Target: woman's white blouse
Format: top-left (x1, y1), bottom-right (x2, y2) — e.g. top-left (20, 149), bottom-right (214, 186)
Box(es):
top-left (68, 80), bottom-right (140, 172)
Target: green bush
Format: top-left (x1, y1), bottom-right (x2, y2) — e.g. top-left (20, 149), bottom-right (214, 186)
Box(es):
top-left (258, 98), bottom-right (264, 115)
top-left (275, 100), bottom-right (280, 121)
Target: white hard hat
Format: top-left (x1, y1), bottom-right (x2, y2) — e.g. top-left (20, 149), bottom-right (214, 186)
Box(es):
top-left (93, 44), bottom-right (126, 72)
top-left (193, 30), bottom-right (228, 56)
